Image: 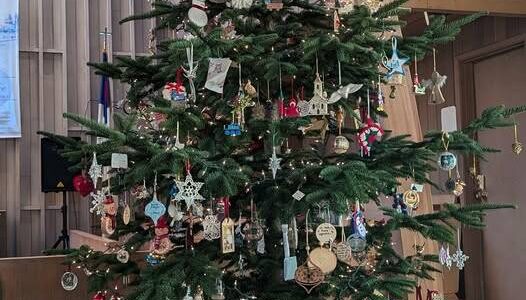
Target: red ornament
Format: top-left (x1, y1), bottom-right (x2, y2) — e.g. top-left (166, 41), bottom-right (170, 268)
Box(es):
top-left (72, 174), bottom-right (94, 197)
top-left (92, 291), bottom-right (106, 300)
top-left (283, 98), bottom-right (300, 118)
top-left (358, 117), bottom-right (384, 155)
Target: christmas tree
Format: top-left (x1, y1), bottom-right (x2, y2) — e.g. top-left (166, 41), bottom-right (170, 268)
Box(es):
top-left (41, 0), bottom-right (525, 299)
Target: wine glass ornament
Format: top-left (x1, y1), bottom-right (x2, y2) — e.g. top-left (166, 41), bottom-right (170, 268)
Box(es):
top-left (182, 43), bottom-right (198, 103)
top-left (244, 198), bottom-right (264, 242)
top-left (423, 49), bottom-right (447, 105)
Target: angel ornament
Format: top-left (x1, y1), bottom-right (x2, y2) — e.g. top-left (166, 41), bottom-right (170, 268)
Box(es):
top-left (423, 49), bottom-right (447, 105)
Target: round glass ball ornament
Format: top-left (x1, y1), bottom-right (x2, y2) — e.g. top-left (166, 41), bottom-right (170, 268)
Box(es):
top-left (346, 234), bottom-right (366, 253)
top-left (437, 151), bottom-right (457, 171)
top-left (333, 135), bottom-right (350, 154)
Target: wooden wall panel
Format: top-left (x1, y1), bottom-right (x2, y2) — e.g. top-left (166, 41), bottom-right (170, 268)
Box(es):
top-left (403, 13), bottom-right (526, 300)
top-left (0, 255), bottom-right (88, 299)
top-left (0, 0), bottom-right (152, 257)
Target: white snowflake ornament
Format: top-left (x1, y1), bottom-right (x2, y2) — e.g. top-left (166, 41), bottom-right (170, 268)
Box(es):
top-left (88, 153), bottom-right (103, 182)
top-left (90, 190), bottom-right (105, 215)
top-left (451, 248), bottom-right (469, 270)
top-left (173, 173), bottom-right (205, 209)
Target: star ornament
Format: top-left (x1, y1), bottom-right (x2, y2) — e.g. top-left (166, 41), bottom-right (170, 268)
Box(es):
top-left (383, 37), bottom-right (409, 79)
top-left (173, 173), bottom-right (205, 209)
top-left (451, 248), bottom-right (469, 270)
top-left (269, 150), bottom-right (282, 179)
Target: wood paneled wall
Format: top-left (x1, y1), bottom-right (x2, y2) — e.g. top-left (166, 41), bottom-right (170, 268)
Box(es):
top-left (403, 14), bottom-right (526, 195)
top-left (0, 0), bottom-right (152, 257)
top-left (403, 14), bottom-right (526, 300)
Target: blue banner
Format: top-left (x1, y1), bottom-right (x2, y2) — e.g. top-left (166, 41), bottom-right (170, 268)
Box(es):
top-left (0, 1), bottom-right (20, 138)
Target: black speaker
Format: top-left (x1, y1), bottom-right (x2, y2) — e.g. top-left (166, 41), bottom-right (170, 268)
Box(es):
top-left (41, 137), bottom-right (76, 192)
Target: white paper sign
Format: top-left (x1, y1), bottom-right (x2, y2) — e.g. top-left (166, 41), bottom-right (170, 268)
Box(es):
top-left (441, 106), bottom-right (458, 133)
top-left (111, 153), bottom-right (128, 169)
top-left (204, 58), bottom-right (232, 93)
top-left (0, 2), bottom-right (20, 138)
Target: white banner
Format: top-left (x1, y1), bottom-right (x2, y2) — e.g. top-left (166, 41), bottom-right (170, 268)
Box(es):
top-left (0, 1), bottom-right (20, 138)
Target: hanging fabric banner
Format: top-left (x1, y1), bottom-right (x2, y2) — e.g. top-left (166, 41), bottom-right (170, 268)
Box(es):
top-left (0, 1), bottom-right (20, 138)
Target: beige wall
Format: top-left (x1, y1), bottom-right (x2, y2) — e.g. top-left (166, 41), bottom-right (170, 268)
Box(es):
top-left (0, 0), bottom-right (152, 257)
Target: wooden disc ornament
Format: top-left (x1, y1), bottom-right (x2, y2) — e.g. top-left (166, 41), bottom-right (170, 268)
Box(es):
top-left (308, 247), bottom-right (337, 274)
top-left (315, 223), bottom-right (337, 244)
top-left (334, 225), bottom-right (352, 262)
top-left (294, 262), bottom-right (325, 294)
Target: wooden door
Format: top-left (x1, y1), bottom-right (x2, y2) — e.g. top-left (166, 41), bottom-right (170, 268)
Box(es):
top-left (459, 36), bottom-right (526, 300)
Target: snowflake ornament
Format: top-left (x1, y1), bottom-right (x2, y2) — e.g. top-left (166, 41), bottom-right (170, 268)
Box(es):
top-left (451, 248), bottom-right (469, 270)
top-left (88, 153), bottom-right (103, 182)
top-left (268, 150), bottom-right (282, 179)
top-left (90, 190), bottom-right (105, 215)
top-left (173, 173), bottom-right (205, 208)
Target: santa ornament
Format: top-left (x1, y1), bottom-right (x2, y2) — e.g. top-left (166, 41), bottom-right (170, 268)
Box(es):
top-left (101, 195), bottom-right (117, 236)
top-left (150, 216), bottom-right (173, 256)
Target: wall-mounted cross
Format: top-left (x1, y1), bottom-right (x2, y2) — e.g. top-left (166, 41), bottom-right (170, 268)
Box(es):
top-left (99, 27), bottom-right (112, 51)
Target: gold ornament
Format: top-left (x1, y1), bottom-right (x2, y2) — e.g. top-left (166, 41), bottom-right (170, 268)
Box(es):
top-left (512, 123), bottom-right (523, 155)
top-left (453, 178), bottom-right (466, 197)
top-left (403, 190), bottom-right (420, 209)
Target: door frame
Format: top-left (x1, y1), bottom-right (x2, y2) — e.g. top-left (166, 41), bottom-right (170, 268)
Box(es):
top-left (453, 33), bottom-right (526, 300)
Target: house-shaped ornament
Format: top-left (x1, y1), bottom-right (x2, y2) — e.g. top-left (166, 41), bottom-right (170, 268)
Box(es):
top-left (306, 73), bottom-right (328, 116)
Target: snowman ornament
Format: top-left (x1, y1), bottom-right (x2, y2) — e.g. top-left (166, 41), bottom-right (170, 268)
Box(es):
top-left (188, 0), bottom-right (208, 27)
